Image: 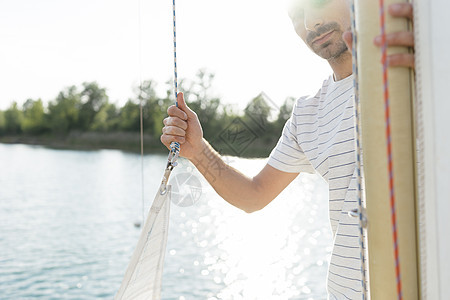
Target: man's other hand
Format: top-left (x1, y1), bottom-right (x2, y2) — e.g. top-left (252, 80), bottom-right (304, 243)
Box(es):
top-left (343, 2), bottom-right (414, 68)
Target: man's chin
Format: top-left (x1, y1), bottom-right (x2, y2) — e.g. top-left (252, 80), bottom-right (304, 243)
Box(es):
top-left (312, 43), bottom-right (348, 61)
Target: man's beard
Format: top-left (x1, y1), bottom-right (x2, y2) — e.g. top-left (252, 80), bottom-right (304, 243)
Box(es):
top-left (306, 22), bottom-right (348, 61)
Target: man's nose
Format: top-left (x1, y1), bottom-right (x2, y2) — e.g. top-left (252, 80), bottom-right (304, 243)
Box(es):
top-left (304, 10), bottom-right (324, 31)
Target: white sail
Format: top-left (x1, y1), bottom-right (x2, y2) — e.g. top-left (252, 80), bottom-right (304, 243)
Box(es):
top-left (115, 187), bottom-right (171, 300)
top-left (413, 0), bottom-right (450, 298)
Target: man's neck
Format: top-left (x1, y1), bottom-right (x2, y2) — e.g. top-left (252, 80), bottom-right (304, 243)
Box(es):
top-left (329, 51), bottom-right (353, 81)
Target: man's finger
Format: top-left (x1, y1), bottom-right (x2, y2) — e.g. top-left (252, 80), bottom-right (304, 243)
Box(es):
top-left (389, 3), bottom-right (413, 19)
top-left (374, 32), bottom-right (414, 48)
top-left (387, 53), bottom-right (415, 68)
top-left (176, 92), bottom-right (196, 118)
top-left (167, 105), bottom-right (187, 120)
top-left (163, 117), bottom-right (188, 131)
top-left (342, 31), bottom-right (353, 51)
top-left (160, 133), bottom-right (185, 147)
top-left (162, 126), bottom-right (186, 137)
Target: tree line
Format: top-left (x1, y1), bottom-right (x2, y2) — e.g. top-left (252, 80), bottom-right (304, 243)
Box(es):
top-left (0, 70), bottom-right (295, 157)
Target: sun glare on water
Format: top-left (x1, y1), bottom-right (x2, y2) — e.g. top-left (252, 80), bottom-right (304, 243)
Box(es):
top-left (166, 157), bottom-right (332, 299)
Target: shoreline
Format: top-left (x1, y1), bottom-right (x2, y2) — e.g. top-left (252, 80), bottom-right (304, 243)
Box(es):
top-left (0, 132), bottom-right (273, 158)
top-left (0, 132), bottom-right (165, 154)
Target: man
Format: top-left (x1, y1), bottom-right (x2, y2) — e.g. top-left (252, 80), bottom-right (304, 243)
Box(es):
top-left (161, 0), bottom-right (414, 298)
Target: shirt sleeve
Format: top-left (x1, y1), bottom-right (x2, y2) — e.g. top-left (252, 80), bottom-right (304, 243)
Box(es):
top-left (268, 116), bottom-right (315, 174)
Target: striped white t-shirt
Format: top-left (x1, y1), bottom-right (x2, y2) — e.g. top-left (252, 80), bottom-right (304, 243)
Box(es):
top-left (268, 74), bottom-right (366, 299)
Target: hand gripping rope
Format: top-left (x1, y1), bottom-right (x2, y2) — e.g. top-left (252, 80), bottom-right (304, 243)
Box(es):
top-left (160, 0), bottom-right (180, 195)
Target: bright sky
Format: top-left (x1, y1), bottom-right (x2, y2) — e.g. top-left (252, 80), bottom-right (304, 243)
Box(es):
top-left (0, 0), bottom-right (331, 111)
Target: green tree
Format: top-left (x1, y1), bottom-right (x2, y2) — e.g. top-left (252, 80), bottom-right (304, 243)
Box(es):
top-left (78, 82), bottom-right (109, 131)
top-left (4, 102), bottom-right (23, 134)
top-left (139, 80), bottom-right (173, 136)
top-left (183, 69), bottom-right (222, 139)
top-left (118, 100), bottom-right (140, 131)
top-left (138, 80), bottom-right (158, 135)
top-left (47, 86), bottom-right (80, 135)
top-left (0, 110), bottom-right (5, 135)
top-left (243, 93), bottom-right (273, 130)
top-left (21, 99), bottom-right (48, 134)
top-left (275, 97), bottom-right (296, 129)
top-left (90, 102), bottom-right (119, 132)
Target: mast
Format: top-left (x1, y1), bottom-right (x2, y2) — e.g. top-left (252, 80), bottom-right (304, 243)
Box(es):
top-left (354, 0), bottom-right (419, 298)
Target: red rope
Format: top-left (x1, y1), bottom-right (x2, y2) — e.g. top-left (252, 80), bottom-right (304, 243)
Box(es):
top-left (379, 1), bottom-right (403, 299)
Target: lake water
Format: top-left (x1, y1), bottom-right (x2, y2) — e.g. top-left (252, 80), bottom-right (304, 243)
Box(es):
top-left (0, 143), bottom-right (332, 299)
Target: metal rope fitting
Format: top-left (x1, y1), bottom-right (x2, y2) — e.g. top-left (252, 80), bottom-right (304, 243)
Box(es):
top-left (159, 142), bottom-right (180, 195)
top-left (348, 207), bottom-right (368, 228)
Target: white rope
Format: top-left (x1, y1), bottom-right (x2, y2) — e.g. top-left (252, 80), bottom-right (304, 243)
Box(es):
top-left (172, 0), bottom-right (178, 106)
top-left (349, 1), bottom-right (369, 298)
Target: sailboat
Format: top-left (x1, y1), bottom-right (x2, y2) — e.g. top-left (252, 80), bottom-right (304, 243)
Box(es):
top-left (114, 0), bottom-right (449, 298)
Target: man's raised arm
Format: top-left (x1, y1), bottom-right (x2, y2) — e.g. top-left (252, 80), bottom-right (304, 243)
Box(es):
top-left (160, 92), bottom-right (298, 213)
